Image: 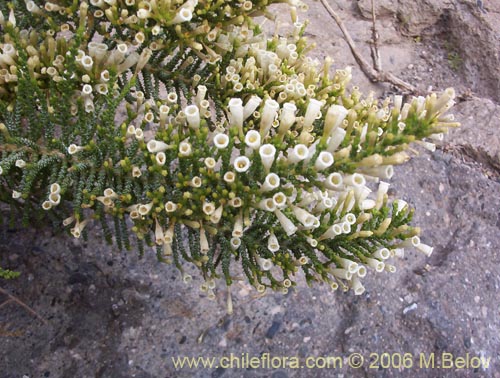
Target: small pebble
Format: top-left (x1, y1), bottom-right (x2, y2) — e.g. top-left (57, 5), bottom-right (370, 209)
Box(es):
top-left (265, 321), bottom-right (281, 339)
top-left (403, 303), bottom-right (418, 314)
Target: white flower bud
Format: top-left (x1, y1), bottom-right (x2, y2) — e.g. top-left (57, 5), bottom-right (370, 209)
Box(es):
top-left (324, 104), bottom-right (348, 137)
top-left (274, 209), bottom-right (297, 236)
top-left (260, 99), bottom-right (279, 137)
top-left (303, 99), bottom-right (322, 128)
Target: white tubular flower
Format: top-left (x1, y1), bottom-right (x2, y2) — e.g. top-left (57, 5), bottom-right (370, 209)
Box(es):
top-left (416, 242), bottom-right (433, 257)
top-left (278, 102), bottom-right (297, 135)
top-left (213, 133), bottom-right (229, 149)
top-left (223, 171), bottom-right (236, 183)
top-left (341, 221), bottom-right (351, 234)
top-left (132, 166), bottom-right (142, 178)
top-left (361, 165), bottom-right (394, 180)
top-left (361, 199), bottom-right (376, 210)
top-left (233, 156), bottom-right (251, 173)
top-left (228, 98), bottom-right (243, 129)
top-left (343, 173), bottom-right (366, 188)
top-left (156, 152), bottom-right (166, 166)
top-left (164, 201), bottom-right (177, 213)
top-left (342, 213), bottom-right (357, 225)
top-left (82, 84), bottom-right (92, 96)
top-left (230, 237), bottom-right (241, 250)
top-left (400, 236), bottom-right (421, 249)
top-left (103, 188), bottom-right (117, 199)
top-left (291, 206), bottom-right (317, 228)
top-left (185, 105), bottom-right (200, 129)
top-left (314, 198), bottom-right (337, 212)
top-left (147, 139), bottom-right (169, 153)
top-left (195, 85), bottom-right (207, 106)
top-left (392, 248), bottom-right (405, 258)
top-left (138, 201), bottom-right (154, 216)
top-left (179, 141), bottom-right (192, 157)
top-left (42, 201), bottom-right (52, 210)
top-left (257, 198), bottom-right (276, 212)
top-left (81, 55), bottom-right (93, 71)
top-left (229, 197), bottom-right (242, 208)
top-left (126, 125), bottom-right (136, 136)
top-left (394, 199), bottom-right (408, 215)
top-left (385, 264), bottom-right (397, 273)
top-left (366, 258), bottom-right (385, 272)
top-left (257, 257), bottom-right (273, 271)
top-left (260, 99), bottom-right (279, 137)
top-left (373, 248), bottom-right (391, 260)
top-left (210, 205), bottom-right (223, 224)
top-left (190, 176), bottom-right (202, 188)
top-left (70, 219), bottom-right (88, 238)
top-left (171, 8), bottom-right (192, 24)
top-left (68, 144), bottom-right (84, 155)
top-left (200, 227), bottom-right (209, 254)
top-left (287, 144), bottom-right (308, 163)
top-left (243, 95), bottom-right (262, 120)
top-left (202, 201), bottom-right (215, 216)
top-left (50, 183), bottom-right (61, 194)
top-left (314, 151), bottom-right (334, 171)
top-left (96, 196), bottom-right (114, 207)
top-left (324, 172), bottom-right (343, 190)
top-left (375, 181), bottom-right (390, 209)
top-left (319, 223), bottom-right (343, 240)
top-left (204, 157), bottom-right (216, 169)
top-left (303, 99), bottom-right (322, 129)
top-left (260, 173), bottom-right (280, 192)
top-left (267, 232), bottom-right (280, 252)
top-left (62, 216), bottom-right (75, 227)
top-left (331, 268), bottom-right (352, 280)
top-left (259, 144), bottom-right (276, 171)
top-left (84, 97), bottom-right (95, 113)
top-left (232, 211), bottom-right (243, 237)
top-left (351, 276), bottom-right (365, 295)
top-left (324, 104), bottom-right (348, 137)
top-left (164, 223), bottom-right (175, 244)
top-left (356, 265), bottom-right (367, 278)
top-left (354, 186), bottom-right (371, 204)
top-left (272, 192), bottom-right (287, 209)
top-left (244, 130), bottom-right (261, 150)
top-left (154, 219), bottom-right (164, 245)
top-left (12, 190), bottom-right (22, 199)
top-left (49, 193), bottom-right (61, 205)
top-left (274, 209), bottom-right (297, 236)
top-left (338, 257), bottom-right (359, 273)
top-left (326, 127), bottom-right (346, 152)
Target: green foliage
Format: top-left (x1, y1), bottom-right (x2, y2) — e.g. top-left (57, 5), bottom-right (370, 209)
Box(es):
top-left (0, 0), bottom-right (459, 298)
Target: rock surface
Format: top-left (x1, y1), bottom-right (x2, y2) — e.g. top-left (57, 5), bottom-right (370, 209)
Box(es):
top-left (2, 1), bottom-right (500, 377)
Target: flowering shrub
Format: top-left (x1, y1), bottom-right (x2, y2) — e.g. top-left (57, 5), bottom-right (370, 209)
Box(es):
top-left (0, 1), bottom-right (458, 295)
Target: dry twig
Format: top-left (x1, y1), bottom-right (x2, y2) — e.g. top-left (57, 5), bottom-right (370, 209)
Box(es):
top-left (320, 0), bottom-right (416, 93)
top-left (0, 287), bottom-right (47, 325)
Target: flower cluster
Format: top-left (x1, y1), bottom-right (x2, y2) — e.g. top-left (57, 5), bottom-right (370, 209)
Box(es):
top-left (0, 1), bottom-right (458, 296)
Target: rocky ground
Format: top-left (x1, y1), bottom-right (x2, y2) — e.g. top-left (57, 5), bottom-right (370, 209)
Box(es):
top-left (1, 0), bottom-right (500, 377)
